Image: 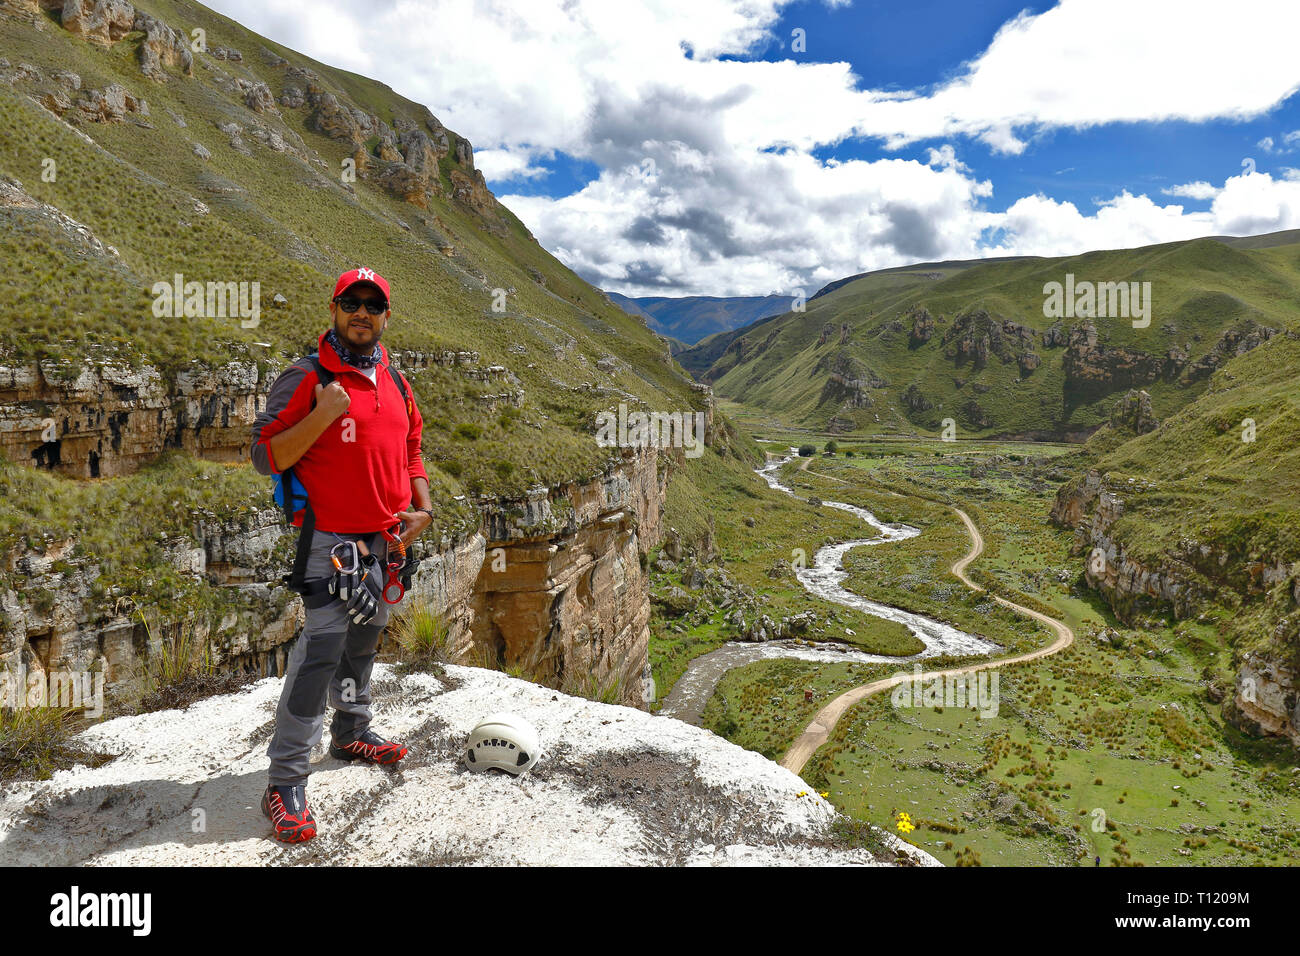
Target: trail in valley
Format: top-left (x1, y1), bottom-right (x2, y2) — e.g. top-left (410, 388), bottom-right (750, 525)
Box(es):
top-left (779, 492), bottom-right (1075, 774)
top-left (659, 451), bottom-right (996, 723)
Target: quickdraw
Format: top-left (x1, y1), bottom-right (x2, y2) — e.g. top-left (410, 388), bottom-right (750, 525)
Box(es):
top-left (381, 524), bottom-right (407, 604)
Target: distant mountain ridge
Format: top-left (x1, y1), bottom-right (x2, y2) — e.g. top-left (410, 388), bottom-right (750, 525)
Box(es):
top-left (607, 291), bottom-right (795, 345)
top-left (677, 228), bottom-right (1300, 439)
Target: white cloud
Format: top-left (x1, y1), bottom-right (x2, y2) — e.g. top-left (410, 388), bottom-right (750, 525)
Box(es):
top-left (204, 0), bottom-right (1300, 295)
top-left (1258, 130), bottom-right (1300, 153)
top-left (474, 146), bottom-right (553, 181)
top-left (1161, 181), bottom-right (1220, 200)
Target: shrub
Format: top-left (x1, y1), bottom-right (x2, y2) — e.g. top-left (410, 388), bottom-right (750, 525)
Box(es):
top-left (797, 444), bottom-right (815, 457)
top-left (454, 423), bottom-right (482, 440)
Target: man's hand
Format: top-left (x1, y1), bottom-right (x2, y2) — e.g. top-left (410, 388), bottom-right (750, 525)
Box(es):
top-left (314, 381), bottom-right (351, 421)
top-left (394, 509), bottom-right (432, 548)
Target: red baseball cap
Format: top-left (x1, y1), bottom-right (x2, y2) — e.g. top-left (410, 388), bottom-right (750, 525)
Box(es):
top-left (333, 267), bottom-right (391, 302)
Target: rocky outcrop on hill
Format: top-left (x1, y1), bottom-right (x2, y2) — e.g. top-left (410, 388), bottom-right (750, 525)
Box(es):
top-left (1221, 651), bottom-right (1298, 745)
top-left (903, 383), bottom-right (933, 413)
top-left (58, 0), bottom-right (134, 45)
top-left (1109, 388), bottom-right (1158, 434)
top-left (1061, 319), bottom-right (1279, 402)
top-left (34, 1), bottom-right (191, 78)
top-left (281, 66), bottom-right (493, 213)
top-left (959, 399), bottom-right (991, 429)
top-left (908, 307), bottom-right (935, 347)
top-left (815, 353), bottom-right (884, 410)
top-left (0, 355), bottom-right (262, 478)
top-left (940, 309), bottom-right (1035, 372)
top-left (75, 81), bottom-right (147, 121)
top-left (132, 10), bottom-right (193, 78)
top-left (1052, 458), bottom-right (1300, 749)
top-left (1181, 320), bottom-right (1278, 383)
top-left (1223, 651), bottom-right (1300, 748)
top-left (1061, 321), bottom-right (1171, 400)
top-left (1050, 469), bottom-right (1201, 620)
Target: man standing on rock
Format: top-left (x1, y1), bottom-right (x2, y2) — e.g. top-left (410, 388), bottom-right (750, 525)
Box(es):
top-left (250, 267), bottom-right (435, 843)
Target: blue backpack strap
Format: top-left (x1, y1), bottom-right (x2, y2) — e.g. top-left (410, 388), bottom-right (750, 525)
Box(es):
top-left (282, 354), bottom-right (334, 597)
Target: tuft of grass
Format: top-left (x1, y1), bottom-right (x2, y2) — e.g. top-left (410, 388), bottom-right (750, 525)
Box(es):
top-left (0, 706), bottom-right (115, 782)
top-left (387, 600), bottom-right (454, 676)
top-left (136, 609), bottom-right (246, 712)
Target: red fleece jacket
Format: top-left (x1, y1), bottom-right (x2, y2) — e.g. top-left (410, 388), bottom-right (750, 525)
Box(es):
top-left (250, 331), bottom-right (428, 533)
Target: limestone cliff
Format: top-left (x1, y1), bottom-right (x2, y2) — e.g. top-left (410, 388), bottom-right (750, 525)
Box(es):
top-left (1051, 468), bottom-right (1300, 748)
top-left (466, 445), bottom-right (666, 704)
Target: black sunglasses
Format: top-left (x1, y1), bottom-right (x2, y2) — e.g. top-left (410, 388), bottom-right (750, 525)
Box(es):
top-left (334, 295), bottom-right (388, 315)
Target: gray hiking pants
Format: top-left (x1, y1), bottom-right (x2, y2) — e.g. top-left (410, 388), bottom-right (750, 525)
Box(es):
top-left (267, 529), bottom-right (399, 787)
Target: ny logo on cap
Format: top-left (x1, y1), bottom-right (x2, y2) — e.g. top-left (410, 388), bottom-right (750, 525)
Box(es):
top-left (357, 267), bottom-right (376, 281)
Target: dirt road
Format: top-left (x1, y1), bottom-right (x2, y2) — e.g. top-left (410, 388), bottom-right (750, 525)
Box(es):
top-left (778, 505), bottom-right (1074, 774)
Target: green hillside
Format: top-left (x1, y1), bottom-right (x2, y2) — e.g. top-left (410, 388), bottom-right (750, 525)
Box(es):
top-left (0, 0), bottom-right (704, 504)
top-left (1061, 331), bottom-right (1300, 651)
top-left (686, 237), bottom-right (1300, 440)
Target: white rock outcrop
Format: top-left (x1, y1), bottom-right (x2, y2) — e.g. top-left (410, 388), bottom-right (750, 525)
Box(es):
top-left (0, 665), bottom-right (937, 867)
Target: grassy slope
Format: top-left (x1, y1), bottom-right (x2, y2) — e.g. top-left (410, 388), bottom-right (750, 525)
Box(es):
top-left (0, 2), bottom-right (702, 501)
top-left (690, 237), bottom-right (1300, 439)
top-left (0, 1), bottom-right (706, 621)
top-left (1059, 331), bottom-right (1300, 661)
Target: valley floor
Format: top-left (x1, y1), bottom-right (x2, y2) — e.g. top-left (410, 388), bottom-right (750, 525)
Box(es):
top-left (650, 428), bottom-right (1300, 866)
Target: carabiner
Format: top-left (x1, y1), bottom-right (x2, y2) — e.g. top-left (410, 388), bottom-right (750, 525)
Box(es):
top-left (330, 540), bottom-right (361, 575)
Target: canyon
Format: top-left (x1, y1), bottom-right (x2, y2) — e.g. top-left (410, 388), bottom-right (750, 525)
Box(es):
top-left (0, 344), bottom-right (714, 711)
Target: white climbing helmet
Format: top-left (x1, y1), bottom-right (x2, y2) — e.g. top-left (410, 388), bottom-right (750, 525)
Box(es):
top-left (464, 713), bottom-right (542, 775)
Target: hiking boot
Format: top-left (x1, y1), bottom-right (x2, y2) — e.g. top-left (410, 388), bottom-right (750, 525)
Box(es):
top-left (329, 728), bottom-right (409, 765)
top-left (261, 784), bottom-right (317, 843)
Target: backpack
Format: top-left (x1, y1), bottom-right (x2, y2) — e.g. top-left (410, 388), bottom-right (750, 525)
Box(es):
top-left (273, 353), bottom-right (413, 602)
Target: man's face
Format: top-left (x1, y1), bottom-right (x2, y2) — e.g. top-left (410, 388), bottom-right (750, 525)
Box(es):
top-left (329, 283), bottom-right (390, 353)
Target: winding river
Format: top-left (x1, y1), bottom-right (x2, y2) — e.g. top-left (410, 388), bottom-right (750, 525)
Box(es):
top-left (657, 451), bottom-right (998, 723)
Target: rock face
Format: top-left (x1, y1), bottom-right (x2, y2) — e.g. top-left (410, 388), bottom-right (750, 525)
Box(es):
top-left (1062, 321), bottom-right (1170, 399)
top-left (0, 499), bottom-right (485, 710)
top-left (940, 309), bottom-right (1036, 372)
top-left (132, 10), bottom-right (193, 78)
top-left (816, 352), bottom-right (883, 410)
top-left (0, 356), bottom-right (263, 478)
top-left (466, 444), bottom-right (668, 705)
top-left (59, 0), bottom-right (134, 45)
top-left (1062, 320), bottom-right (1277, 401)
top-left (1052, 467), bottom-right (1300, 748)
top-left (1181, 321), bottom-right (1277, 383)
top-left (1223, 652), bottom-right (1299, 748)
top-left (74, 82), bottom-right (147, 122)
top-left (1049, 469), bottom-right (1199, 620)
top-left (908, 307), bottom-right (935, 347)
top-left (0, 505), bottom-right (305, 706)
top-left (1109, 388), bottom-right (1158, 435)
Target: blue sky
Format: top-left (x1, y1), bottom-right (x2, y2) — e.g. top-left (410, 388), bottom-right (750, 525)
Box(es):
top-left (210, 0), bottom-right (1300, 296)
